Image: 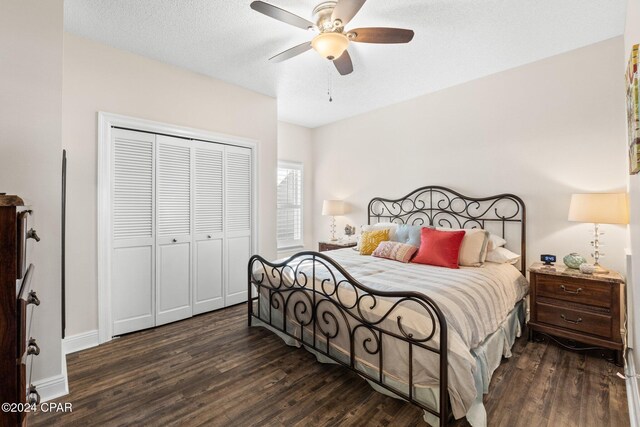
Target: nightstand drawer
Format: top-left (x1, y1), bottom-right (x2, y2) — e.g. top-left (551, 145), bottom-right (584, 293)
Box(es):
top-left (537, 302), bottom-right (612, 338)
top-left (536, 274), bottom-right (610, 308)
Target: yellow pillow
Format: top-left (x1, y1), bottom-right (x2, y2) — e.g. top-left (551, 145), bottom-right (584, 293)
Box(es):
top-left (359, 229), bottom-right (390, 255)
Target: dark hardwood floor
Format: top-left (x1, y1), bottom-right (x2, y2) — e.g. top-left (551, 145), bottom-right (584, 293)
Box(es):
top-left (32, 304), bottom-right (629, 427)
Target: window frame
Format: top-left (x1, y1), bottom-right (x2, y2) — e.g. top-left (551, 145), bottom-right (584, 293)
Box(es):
top-left (276, 160), bottom-right (304, 250)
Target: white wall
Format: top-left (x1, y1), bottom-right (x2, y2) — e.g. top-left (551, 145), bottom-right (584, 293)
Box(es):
top-left (625, 0), bottom-right (640, 388)
top-left (63, 34), bottom-right (278, 337)
top-left (277, 121), bottom-right (315, 256)
top-left (0, 1), bottom-right (64, 383)
top-left (312, 37), bottom-right (628, 274)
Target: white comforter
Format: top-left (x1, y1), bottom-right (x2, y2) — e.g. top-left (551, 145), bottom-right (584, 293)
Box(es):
top-left (252, 248), bottom-right (528, 418)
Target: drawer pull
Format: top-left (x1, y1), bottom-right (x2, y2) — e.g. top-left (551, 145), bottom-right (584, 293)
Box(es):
top-left (172, 238), bottom-right (177, 243)
top-left (28, 385), bottom-right (40, 405)
top-left (27, 290), bottom-right (40, 306)
top-left (27, 338), bottom-right (40, 356)
top-left (27, 228), bottom-right (41, 242)
top-left (560, 314), bottom-right (583, 324)
top-left (560, 285), bottom-right (583, 294)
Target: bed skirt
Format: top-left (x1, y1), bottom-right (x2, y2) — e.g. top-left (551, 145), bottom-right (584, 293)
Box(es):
top-left (251, 298), bottom-right (526, 427)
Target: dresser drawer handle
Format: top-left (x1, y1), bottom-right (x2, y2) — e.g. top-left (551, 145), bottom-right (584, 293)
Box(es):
top-left (27, 290), bottom-right (40, 306)
top-left (28, 385), bottom-right (40, 405)
top-left (560, 285), bottom-right (582, 294)
top-left (560, 314), bottom-right (583, 324)
top-left (27, 338), bottom-right (40, 356)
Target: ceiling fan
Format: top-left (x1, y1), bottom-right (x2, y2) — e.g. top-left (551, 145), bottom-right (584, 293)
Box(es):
top-left (250, 0), bottom-right (415, 76)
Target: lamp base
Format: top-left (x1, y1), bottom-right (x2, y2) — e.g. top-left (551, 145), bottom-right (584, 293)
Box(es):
top-left (593, 263), bottom-right (609, 275)
top-left (329, 216), bottom-right (337, 241)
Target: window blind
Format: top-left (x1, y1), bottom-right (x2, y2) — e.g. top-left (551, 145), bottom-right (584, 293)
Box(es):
top-left (277, 161), bottom-right (303, 249)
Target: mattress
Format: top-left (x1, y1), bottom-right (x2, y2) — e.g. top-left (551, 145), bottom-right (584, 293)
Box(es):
top-left (250, 248), bottom-right (529, 421)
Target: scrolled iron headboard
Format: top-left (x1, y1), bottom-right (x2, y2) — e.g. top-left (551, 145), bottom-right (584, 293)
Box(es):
top-left (368, 186), bottom-right (526, 275)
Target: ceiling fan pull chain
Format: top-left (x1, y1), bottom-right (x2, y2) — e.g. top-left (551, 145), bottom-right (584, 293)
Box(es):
top-left (327, 61), bottom-right (333, 102)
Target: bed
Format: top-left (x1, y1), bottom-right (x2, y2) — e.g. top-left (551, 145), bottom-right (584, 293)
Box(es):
top-left (248, 186), bottom-right (528, 426)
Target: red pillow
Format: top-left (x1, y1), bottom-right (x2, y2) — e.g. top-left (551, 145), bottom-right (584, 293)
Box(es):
top-left (412, 228), bottom-right (465, 269)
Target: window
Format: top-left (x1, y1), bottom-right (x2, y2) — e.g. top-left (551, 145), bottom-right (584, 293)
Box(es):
top-left (277, 161), bottom-right (303, 249)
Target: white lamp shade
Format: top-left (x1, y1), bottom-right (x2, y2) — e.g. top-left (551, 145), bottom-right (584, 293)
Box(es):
top-left (568, 193), bottom-right (629, 225)
top-left (322, 200), bottom-right (345, 216)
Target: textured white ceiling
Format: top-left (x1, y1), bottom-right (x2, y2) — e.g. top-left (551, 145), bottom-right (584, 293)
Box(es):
top-left (64, 0), bottom-right (626, 128)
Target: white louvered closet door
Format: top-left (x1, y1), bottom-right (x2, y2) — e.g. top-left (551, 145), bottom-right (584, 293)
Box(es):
top-left (225, 145), bottom-right (252, 305)
top-left (111, 129), bottom-right (156, 335)
top-left (155, 135), bottom-right (193, 326)
top-left (192, 141), bottom-right (225, 314)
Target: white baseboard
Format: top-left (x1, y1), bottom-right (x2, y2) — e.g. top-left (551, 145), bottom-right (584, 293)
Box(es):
top-left (626, 350), bottom-right (640, 427)
top-left (63, 329), bottom-right (99, 354)
top-left (33, 346), bottom-right (69, 402)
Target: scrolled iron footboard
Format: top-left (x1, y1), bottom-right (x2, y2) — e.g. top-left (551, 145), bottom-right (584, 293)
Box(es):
top-left (248, 251), bottom-right (450, 426)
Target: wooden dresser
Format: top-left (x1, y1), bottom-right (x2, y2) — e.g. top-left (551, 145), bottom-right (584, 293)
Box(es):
top-left (0, 195), bottom-right (41, 426)
top-left (528, 262), bottom-right (624, 364)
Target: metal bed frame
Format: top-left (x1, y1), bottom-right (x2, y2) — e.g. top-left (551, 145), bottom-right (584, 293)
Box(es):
top-left (248, 186), bottom-right (526, 426)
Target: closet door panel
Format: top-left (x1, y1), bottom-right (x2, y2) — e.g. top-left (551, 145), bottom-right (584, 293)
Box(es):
top-left (111, 129), bottom-right (155, 335)
top-left (193, 142), bottom-right (225, 314)
top-left (156, 136), bottom-right (192, 325)
top-left (225, 147), bottom-right (251, 238)
top-left (226, 236), bottom-right (251, 305)
top-left (112, 246), bottom-right (154, 335)
top-left (225, 146), bottom-right (252, 305)
top-left (194, 239), bottom-right (224, 313)
top-left (156, 242), bottom-right (191, 325)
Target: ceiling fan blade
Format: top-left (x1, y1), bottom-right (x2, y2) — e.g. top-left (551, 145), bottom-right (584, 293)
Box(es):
top-left (333, 50), bottom-right (353, 76)
top-left (250, 1), bottom-right (315, 30)
top-left (349, 27), bottom-right (414, 44)
top-left (269, 42), bottom-right (312, 63)
top-left (331, 0), bottom-right (366, 26)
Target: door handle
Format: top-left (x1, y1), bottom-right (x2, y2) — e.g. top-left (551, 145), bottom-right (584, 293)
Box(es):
top-left (207, 235), bottom-right (212, 239)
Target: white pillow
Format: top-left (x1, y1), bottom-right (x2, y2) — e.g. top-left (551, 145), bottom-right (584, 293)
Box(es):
top-left (435, 227), bottom-right (489, 267)
top-left (356, 222), bottom-right (398, 249)
top-left (487, 234), bottom-right (507, 251)
top-left (485, 247), bottom-right (520, 264)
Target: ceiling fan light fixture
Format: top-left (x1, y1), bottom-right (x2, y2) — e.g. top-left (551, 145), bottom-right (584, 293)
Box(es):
top-left (311, 32), bottom-right (349, 60)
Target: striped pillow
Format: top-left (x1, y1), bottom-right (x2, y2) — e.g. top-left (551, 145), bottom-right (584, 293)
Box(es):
top-left (371, 241), bottom-right (418, 263)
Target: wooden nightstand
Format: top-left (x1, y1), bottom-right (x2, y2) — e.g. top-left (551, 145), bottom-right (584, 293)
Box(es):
top-left (528, 262), bottom-right (624, 364)
top-left (318, 241), bottom-right (357, 252)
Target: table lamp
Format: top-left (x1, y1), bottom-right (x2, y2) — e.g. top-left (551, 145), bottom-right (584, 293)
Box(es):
top-left (322, 200), bottom-right (345, 241)
top-left (568, 193), bottom-right (629, 274)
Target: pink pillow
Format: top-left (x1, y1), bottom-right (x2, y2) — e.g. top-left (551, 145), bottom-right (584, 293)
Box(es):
top-left (372, 241), bottom-right (418, 263)
top-left (412, 228), bottom-right (465, 269)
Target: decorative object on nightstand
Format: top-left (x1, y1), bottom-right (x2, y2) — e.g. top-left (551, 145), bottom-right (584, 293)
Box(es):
top-left (318, 240), bottom-right (356, 252)
top-left (344, 224), bottom-right (356, 236)
top-left (322, 199), bottom-right (345, 241)
top-left (528, 262), bottom-right (624, 365)
top-left (540, 254), bottom-right (556, 266)
top-left (568, 192), bottom-right (629, 274)
top-left (579, 263), bottom-right (596, 275)
top-left (562, 252), bottom-right (586, 269)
